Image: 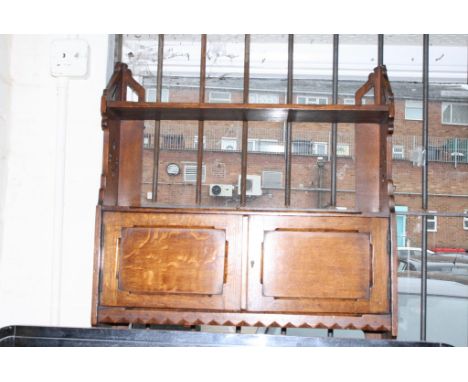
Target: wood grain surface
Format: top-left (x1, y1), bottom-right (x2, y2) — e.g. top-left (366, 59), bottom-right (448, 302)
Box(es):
top-left (100, 212), bottom-right (242, 311)
top-left (247, 215), bottom-right (389, 314)
top-left (119, 227), bottom-right (226, 295)
top-left (262, 231), bottom-right (371, 299)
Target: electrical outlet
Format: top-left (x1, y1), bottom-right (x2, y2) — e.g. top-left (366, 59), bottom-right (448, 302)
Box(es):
top-left (50, 39), bottom-right (89, 77)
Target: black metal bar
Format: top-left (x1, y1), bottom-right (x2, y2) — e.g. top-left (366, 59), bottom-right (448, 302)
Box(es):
top-left (330, 34), bottom-right (339, 207)
top-left (420, 34), bottom-right (430, 341)
top-left (240, 34), bottom-right (251, 207)
top-left (285, 34), bottom-right (294, 207)
top-left (151, 34), bottom-right (164, 202)
top-left (378, 34), bottom-right (384, 66)
top-left (196, 34), bottom-right (207, 205)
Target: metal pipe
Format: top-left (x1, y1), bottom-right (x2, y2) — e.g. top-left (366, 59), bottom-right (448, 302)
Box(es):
top-left (151, 34), bottom-right (164, 202)
top-left (317, 160), bottom-right (324, 208)
top-left (285, 34), bottom-right (294, 207)
top-left (330, 34), bottom-right (339, 207)
top-left (240, 34), bottom-right (250, 207)
top-left (378, 34), bottom-right (384, 66)
top-left (420, 34), bottom-right (430, 341)
top-left (196, 34), bottom-right (207, 205)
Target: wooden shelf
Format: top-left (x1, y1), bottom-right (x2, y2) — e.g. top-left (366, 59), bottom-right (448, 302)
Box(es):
top-left (106, 101), bottom-right (390, 123)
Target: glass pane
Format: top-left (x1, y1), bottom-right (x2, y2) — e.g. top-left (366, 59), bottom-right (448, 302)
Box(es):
top-left (245, 35), bottom-right (288, 208)
top-left (426, 216), bottom-right (468, 346)
top-left (338, 34), bottom-right (377, 103)
top-left (290, 35), bottom-right (333, 209)
top-left (121, 34), bottom-right (158, 80)
top-left (385, 34), bottom-right (424, 212)
top-left (248, 34), bottom-right (288, 105)
top-left (397, 215), bottom-right (422, 342)
top-left (291, 125), bottom-right (331, 209)
top-left (141, 121), bottom-right (200, 207)
top-left (428, 34), bottom-right (468, 213)
top-left (246, 122), bottom-right (285, 208)
top-left (205, 34), bottom-right (244, 103)
top-left (200, 121), bottom-right (242, 208)
top-left (162, 34), bottom-right (201, 102)
top-left (397, 214), bottom-right (468, 346)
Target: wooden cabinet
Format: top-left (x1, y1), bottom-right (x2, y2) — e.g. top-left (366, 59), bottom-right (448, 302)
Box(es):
top-left (99, 211), bottom-right (242, 311)
top-left (246, 215), bottom-right (389, 314)
top-left (92, 59), bottom-right (397, 337)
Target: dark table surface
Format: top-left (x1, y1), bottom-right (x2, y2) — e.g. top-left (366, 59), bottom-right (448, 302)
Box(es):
top-left (0, 325), bottom-right (451, 347)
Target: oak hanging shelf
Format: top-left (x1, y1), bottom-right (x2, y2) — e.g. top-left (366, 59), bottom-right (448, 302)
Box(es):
top-left (104, 101), bottom-right (391, 124)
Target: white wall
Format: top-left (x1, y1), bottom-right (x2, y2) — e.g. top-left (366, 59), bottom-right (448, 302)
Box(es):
top-left (0, 35), bottom-right (12, 270)
top-left (0, 35), bottom-right (108, 327)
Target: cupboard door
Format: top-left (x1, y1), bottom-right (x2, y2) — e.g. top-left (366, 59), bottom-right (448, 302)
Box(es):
top-left (247, 215), bottom-right (389, 314)
top-left (100, 212), bottom-right (242, 311)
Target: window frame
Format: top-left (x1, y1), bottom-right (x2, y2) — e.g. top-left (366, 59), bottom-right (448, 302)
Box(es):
top-left (146, 88), bottom-right (170, 102)
top-left (248, 138), bottom-right (280, 153)
top-left (221, 137), bottom-right (238, 151)
top-left (392, 144), bottom-right (405, 160)
top-left (441, 102), bottom-right (468, 126)
top-left (336, 143), bottom-right (350, 157)
top-left (249, 93), bottom-right (280, 104)
top-left (405, 100), bottom-right (423, 121)
top-left (208, 90), bottom-right (232, 103)
top-left (427, 212), bottom-right (437, 233)
top-left (343, 98), bottom-right (366, 105)
top-left (464, 209), bottom-right (468, 231)
top-left (193, 135), bottom-right (207, 149)
top-left (312, 141), bottom-right (328, 156)
top-left (296, 95), bottom-right (329, 105)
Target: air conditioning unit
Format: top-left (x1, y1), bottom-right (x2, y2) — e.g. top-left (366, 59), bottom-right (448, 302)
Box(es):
top-left (209, 184), bottom-right (234, 197)
top-left (237, 175), bottom-right (262, 196)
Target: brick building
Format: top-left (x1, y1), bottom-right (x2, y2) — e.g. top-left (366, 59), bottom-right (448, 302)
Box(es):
top-left (120, 35), bottom-right (468, 250)
top-left (134, 77), bottom-right (468, 249)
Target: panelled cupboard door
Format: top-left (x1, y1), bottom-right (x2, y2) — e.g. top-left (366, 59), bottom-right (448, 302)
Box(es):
top-left (246, 215), bottom-right (390, 314)
top-left (100, 212), bottom-right (242, 311)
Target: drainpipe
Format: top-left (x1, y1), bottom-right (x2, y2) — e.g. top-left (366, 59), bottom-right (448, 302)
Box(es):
top-left (317, 157), bottom-right (325, 208)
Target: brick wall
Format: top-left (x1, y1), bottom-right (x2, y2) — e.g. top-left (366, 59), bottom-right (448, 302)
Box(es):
top-left (137, 86), bottom-right (468, 250)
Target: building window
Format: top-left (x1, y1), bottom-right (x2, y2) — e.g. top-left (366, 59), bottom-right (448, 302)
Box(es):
top-left (464, 209), bottom-right (468, 231)
top-left (208, 91), bottom-right (231, 103)
top-left (427, 213), bottom-right (437, 232)
top-left (183, 164), bottom-right (206, 183)
top-left (147, 88), bottom-right (169, 102)
top-left (343, 98), bottom-right (366, 105)
top-left (393, 145), bottom-right (405, 160)
top-left (313, 142), bottom-right (328, 156)
top-left (296, 96), bottom-right (328, 105)
top-left (249, 93), bottom-right (279, 104)
top-left (262, 171), bottom-right (282, 188)
top-left (162, 134), bottom-right (184, 150)
top-left (193, 135), bottom-right (207, 149)
top-left (143, 134), bottom-right (151, 148)
top-left (442, 103), bottom-right (468, 126)
top-left (337, 143), bottom-right (350, 157)
top-left (292, 140), bottom-right (312, 155)
top-left (248, 139), bottom-right (281, 153)
top-left (221, 137), bottom-right (237, 151)
top-left (405, 100), bottom-right (423, 121)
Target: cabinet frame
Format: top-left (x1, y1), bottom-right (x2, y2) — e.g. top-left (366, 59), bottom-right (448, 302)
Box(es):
top-left (92, 60), bottom-right (397, 337)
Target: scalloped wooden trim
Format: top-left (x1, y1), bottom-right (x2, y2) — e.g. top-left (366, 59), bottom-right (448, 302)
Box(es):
top-left (97, 308), bottom-right (392, 332)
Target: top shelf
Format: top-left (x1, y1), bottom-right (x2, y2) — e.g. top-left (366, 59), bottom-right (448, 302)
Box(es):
top-left (105, 101), bottom-right (390, 124)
